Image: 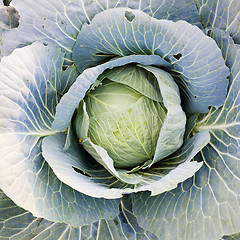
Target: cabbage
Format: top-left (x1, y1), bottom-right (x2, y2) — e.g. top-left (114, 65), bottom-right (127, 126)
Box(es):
top-left (0, 0), bottom-right (240, 239)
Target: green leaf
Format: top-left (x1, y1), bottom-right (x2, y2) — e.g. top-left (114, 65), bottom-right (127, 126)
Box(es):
top-left (131, 29), bottom-right (240, 240)
top-left (52, 54), bottom-right (170, 131)
top-left (2, 0), bottom-right (201, 63)
top-left (98, 64), bottom-right (164, 102)
top-left (73, 7), bottom-right (229, 113)
top-left (0, 189), bottom-right (53, 240)
top-left (87, 95), bottom-right (166, 168)
top-left (44, 108), bottom-right (208, 197)
top-left (139, 65), bottom-right (186, 167)
top-left (42, 132), bottom-right (125, 198)
top-left (195, 0), bottom-right (240, 43)
top-left (133, 130), bottom-right (208, 195)
top-left (184, 115), bottom-right (198, 139)
top-left (73, 100), bottom-right (142, 185)
top-left (0, 189), bottom-right (158, 240)
top-left (0, 42), bottom-right (119, 226)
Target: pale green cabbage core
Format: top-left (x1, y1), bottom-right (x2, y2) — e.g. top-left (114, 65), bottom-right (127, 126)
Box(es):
top-left (73, 65), bottom-right (187, 170)
top-left (75, 79), bottom-right (167, 169)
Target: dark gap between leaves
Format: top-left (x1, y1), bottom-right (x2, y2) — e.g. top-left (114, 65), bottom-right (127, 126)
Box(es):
top-left (72, 166), bottom-right (91, 177)
top-left (173, 53), bottom-right (182, 60)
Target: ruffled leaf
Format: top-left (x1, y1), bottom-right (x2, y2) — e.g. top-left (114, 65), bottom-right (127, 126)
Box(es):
top-left (73, 8), bottom-right (229, 113)
top-left (98, 64), bottom-right (164, 102)
top-left (43, 117), bottom-right (209, 197)
top-left (0, 42), bottom-right (119, 226)
top-left (139, 65), bottom-right (186, 167)
top-left (0, 189), bottom-right (158, 240)
top-left (2, 0), bottom-right (201, 62)
top-left (195, 0), bottom-right (240, 43)
top-left (132, 29), bottom-right (240, 240)
top-left (52, 54), bottom-right (170, 131)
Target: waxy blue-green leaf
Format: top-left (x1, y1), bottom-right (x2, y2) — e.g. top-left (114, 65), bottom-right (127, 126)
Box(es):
top-left (52, 54), bottom-right (170, 131)
top-left (132, 130), bottom-right (208, 195)
top-left (131, 29), bottom-right (240, 240)
top-left (73, 7), bottom-right (229, 114)
top-left (1, 0), bottom-right (201, 63)
top-left (0, 189), bottom-right (159, 240)
top-left (42, 132), bottom-right (133, 198)
top-left (0, 189), bottom-right (54, 240)
top-left (195, 0), bottom-right (240, 43)
top-left (44, 115), bottom-right (208, 198)
top-left (0, 42), bottom-right (120, 226)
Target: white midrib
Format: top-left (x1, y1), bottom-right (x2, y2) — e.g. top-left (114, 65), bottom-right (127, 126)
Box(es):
top-left (195, 121), bottom-right (238, 131)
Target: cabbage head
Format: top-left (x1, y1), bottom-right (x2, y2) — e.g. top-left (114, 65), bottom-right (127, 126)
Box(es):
top-left (0, 0), bottom-right (240, 239)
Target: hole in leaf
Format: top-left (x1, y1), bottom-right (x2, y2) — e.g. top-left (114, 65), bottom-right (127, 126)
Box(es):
top-left (194, 95), bottom-right (197, 98)
top-left (72, 166), bottom-right (91, 177)
top-left (206, 29), bottom-right (212, 37)
top-left (124, 11), bottom-right (135, 22)
top-left (173, 53), bottom-right (182, 60)
top-left (3, 0), bottom-right (11, 6)
top-left (95, 52), bottom-right (119, 57)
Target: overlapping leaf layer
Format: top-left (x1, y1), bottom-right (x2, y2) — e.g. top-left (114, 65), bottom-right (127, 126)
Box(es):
top-left (0, 0), bottom-right (240, 239)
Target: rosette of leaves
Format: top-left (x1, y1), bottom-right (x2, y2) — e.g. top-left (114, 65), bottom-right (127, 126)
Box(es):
top-left (0, 0), bottom-right (240, 239)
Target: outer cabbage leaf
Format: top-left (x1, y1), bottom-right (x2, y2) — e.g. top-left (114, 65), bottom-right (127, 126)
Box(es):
top-left (132, 29), bottom-right (240, 240)
top-left (132, 130), bottom-right (208, 195)
top-left (42, 132), bottom-right (134, 198)
top-left (1, 0), bottom-right (201, 63)
top-left (195, 0), bottom-right (240, 44)
top-left (72, 8), bottom-right (229, 113)
top-left (43, 115), bottom-right (208, 198)
top-left (0, 189), bottom-right (159, 240)
top-left (0, 42), bottom-right (120, 226)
